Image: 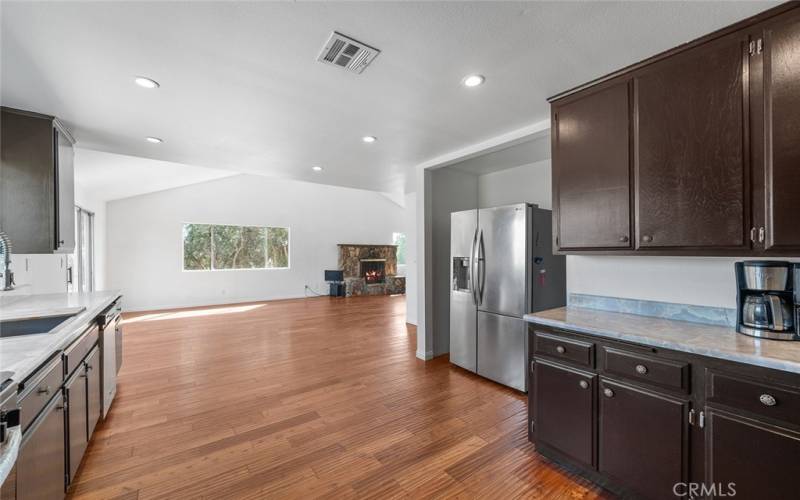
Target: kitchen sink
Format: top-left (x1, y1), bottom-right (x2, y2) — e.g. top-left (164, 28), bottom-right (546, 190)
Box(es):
top-left (0, 314), bottom-right (74, 338)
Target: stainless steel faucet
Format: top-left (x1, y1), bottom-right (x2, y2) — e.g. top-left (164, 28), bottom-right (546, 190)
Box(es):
top-left (0, 231), bottom-right (14, 291)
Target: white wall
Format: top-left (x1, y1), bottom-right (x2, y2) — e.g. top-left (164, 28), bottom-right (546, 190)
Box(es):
top-left (478, 160), bottom-right (552, 209)
top-left (568, 256), bottom-right (800, 309)
top-left (404, 192), bottom-right (418, 325)
top-left (107, 174), bottom-right (406, 311)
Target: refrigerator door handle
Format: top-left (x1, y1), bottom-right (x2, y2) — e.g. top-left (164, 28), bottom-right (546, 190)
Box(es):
top-left (478, 230), bottom-right (486, 305)
top-left (470, 228), bottom-right (479, 306)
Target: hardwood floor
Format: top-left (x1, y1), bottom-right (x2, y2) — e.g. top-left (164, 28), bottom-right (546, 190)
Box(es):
top-left (68, 295), bottom-right (611, 499)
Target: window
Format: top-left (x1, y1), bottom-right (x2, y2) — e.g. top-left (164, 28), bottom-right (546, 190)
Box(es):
top-left (72, 206), bottom-right (94, 293)
top-left (393, 232), bottom-right (406, 265)
top-left (183, 224), bottom-right (289, 271)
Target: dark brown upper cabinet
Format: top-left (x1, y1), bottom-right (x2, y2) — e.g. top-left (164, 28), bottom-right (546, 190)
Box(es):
top-left (757, 10), bottom-right (800, 252)
top-left (0, 107), bottom-right (75, 253)
top-left (552, 81), bottom-right (631, 251)
top-left (549, 3), bottom-right (800, 256)
top-left (634, 31), bottom-right (750, 251)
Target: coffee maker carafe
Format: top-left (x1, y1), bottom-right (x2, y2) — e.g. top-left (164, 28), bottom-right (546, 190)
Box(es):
top-left (736, 261), bottom-right (797, 340)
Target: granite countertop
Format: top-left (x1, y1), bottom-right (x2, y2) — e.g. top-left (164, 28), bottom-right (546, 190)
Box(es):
top-left (0, 291), bottom-right (122, 388)
top-left (525, 306), bottom-right (800, 375)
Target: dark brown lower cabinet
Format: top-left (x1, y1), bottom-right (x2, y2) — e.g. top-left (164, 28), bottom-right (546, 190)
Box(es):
top-left (598, 378), bottom-right (689, 499)
top-left (534, 360), bottom-right (595, 467)
top-left (705, 407), bottom-right (800, 500)
top-left (66, 364), bottom-right (88, 483)
top-left (17, 392), bottom-right (66, 500)
top-left (86, 347), bottom-right (101, 437)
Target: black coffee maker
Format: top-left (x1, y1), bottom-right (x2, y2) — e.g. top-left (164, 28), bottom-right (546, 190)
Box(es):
top-left (735, 261), bottom-right (797, 340)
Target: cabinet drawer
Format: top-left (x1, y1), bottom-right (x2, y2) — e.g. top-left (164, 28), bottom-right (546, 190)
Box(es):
top-left (707, 371), bottom-right (800, 427)
top-left (64, 324), bottom-right (99, 377)
top-left (601, 347), bottom-right (689, 393)
top-left (19, 356), bottom-right (63, 432)
top-left (534, 331), bottom-right (594, 368)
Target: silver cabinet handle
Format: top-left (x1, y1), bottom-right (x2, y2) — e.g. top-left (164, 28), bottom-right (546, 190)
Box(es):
top-left (579, 380), bottom-right (589, 390)
top-left (37, 386), bottom-right (51, 396)
top-left (759, 394), bottom-right (777, 407)
top-left (758, 227), bottom-right (766, 243)
top-left (750, 227), bottom-right (757, 243)
top-left (555, 345), bottom-right (566, 354)
top-left (603, 388), bottom-right (614, 398)
top-left (635, 364), bottom-right (648, 375)
top-left (642, 235), bottom-right (653, 243)
top-left (619, 235), bottom-right (629, 243)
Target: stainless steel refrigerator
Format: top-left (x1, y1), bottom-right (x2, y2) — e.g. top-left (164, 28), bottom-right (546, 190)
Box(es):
top-left (449, 203), bottom-right (566, 391)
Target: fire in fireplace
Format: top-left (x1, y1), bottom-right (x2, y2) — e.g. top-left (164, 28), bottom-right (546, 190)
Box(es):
top-left (360, 259), bottom-right (386, 284)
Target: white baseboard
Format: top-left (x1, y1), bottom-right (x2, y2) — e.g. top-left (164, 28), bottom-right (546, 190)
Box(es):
top-left (416, 350), bottom-right (434, 361)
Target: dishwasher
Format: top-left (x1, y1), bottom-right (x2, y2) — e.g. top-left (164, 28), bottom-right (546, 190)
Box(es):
top-left (98, 299), bottom-right (122, 418)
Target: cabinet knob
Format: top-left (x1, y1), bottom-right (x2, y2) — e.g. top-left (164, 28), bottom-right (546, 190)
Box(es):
top-left (603, 388), bottom-right (615, 398)
top-left (555, 345), bottom-right (566, 354)
top-left (37, 386), bottom-right (51, 396)
top-left (759, 394), bottom-right (777, 407)
top-left (619, 235), bottom-right (629, 243)
top-left (642, 235), bottom-right (653, 243)
top-left (579, 380), bottom-right (589, 390)
top-left (635, 364), bottom-right (648, 375)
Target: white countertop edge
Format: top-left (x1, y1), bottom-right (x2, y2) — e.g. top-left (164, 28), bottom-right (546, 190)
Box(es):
top-left (0, 427), bottom-right (20, 487)
top-left (524, 313), bottom-right (800, 375)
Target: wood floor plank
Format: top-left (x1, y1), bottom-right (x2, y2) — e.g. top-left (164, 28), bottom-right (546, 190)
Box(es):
top-left (68, 295), bottom-right (612, 499)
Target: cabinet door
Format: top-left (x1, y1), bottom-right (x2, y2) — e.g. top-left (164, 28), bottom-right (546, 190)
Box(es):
top-left (534, 360), bottom-right (595, 467)
top-left (705, 407), bottom-right (800, 500)
top-left (634, 31), bottom-right (750, 250)
top-left (66, 366), bottom-right (88, 483)
top-left (86, 347), bottom-right (101, 436)
top-left (553, 81), bottom-right (631, 250)
top-left (17, 393), bottom-right (66, 500)
top-left (762, 12), bottom-right (800, 251)
top-left (599, 379), bottom-right (688, 499)
top-left (0, 108), bottom-right (56, 253)
top-left (55, 125), bottom-right (75, 253)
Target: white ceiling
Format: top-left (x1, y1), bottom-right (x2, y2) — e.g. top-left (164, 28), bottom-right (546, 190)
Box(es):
top-left (1, 1), bottom-right (778, 194)
top-left (73, 149), bottom-right (236, 202)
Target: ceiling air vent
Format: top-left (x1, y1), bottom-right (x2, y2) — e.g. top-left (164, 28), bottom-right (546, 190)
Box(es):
top-left (317, 32), bottom-right (380, 74)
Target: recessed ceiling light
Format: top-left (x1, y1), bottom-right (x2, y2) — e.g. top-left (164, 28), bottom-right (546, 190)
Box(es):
top-left (134, 76), bottom-right (160, 89)
top-left (145, 137), bottom-right (163, 144)
top-left (462, 74), bottom-right (485, 87)
top-left (312, 165), bottom-right (323, 172)
top-left (362, 136), bottom-right (377, 143)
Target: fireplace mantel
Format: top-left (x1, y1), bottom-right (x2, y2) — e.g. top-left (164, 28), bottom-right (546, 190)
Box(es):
top-left (337, 244), bottom-right (398, 278)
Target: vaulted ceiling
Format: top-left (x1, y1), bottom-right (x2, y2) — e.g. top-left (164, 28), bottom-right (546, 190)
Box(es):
top-left (1, 1), bottom-right (777, 193)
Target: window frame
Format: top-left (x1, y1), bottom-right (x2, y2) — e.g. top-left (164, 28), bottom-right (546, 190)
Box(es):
top-left (181, 222), bottom-right (291, 272)
top-left (392, 231), bottom-right (407, 266)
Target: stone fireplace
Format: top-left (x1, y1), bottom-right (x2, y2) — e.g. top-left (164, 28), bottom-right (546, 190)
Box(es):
top-left (337, 244), bottom-right (405, 297)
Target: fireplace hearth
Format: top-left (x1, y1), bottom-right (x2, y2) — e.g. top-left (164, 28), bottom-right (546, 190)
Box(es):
top-left (360, 259), bottom-right (386, 284)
